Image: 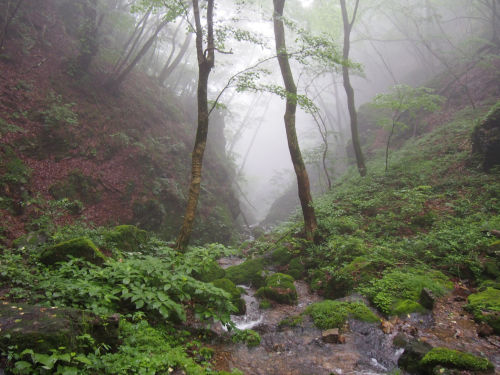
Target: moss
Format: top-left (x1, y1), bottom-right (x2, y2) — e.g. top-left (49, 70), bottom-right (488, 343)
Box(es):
top-left (231, 329), bottom-right (261, 348)
top-left (212, 278), bottom-right (245, 315)
top-left (278, 315), bottom-right (303, 328)
top-left (392, 299), bottom-right (427, 316)
top-left (225, 258), bottom-right (265, 288)
top-left (286, 257), bottom-right (305, 280)
top-left (104, 225), bottom-right (148, 253)
top-left (362, 268), bottom-right (453, 316)
top-left (39, 237), bottom-right (106, 265)
top-left (193, 260), bottom-right (225, 283)
top-left (256, 273), bottom-right (297, 305)
top-left (270, 247), bottom-right (293, 266)
top-left (420, 347), bottom-right (494, 372)
top-left (259, 299), bottom-right (272, 309)
top-left (305, 300), bottom-right (379, 330)
top-left (466, 287), bottom-right (500, 334)
top-left (0, 303), bottom-right (118, 354)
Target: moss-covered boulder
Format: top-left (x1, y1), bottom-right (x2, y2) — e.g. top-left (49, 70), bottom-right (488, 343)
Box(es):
top-left (269, 247), bottom-right (293, 266)
top-left (420, 347), bottom-right (494, 373)
top-left (39, 237), bottom-right (106, 265)
top-left (472, 100), bottom-right (500, 171)
top-left (193, 260), bottom-right (225, 283)
top-left (305, 300), bottom-right (379, 330)
top-left (0, 303), bottom-right (119, 353)
top-left (466, 287), bottom-right (500, 334)
top-left (212, 278), bottom-right (246, 315)
top-left (256, 273), bottom-right (297, 305)
top-left (397, 339), bottom-right (432, 374)
top-left (104, 225), bottom-right (148, 253)
top-left (225, 258), bottom-right (265, 288)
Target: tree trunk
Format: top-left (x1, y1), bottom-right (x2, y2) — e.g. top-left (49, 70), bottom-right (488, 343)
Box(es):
top-left (340, 0), bottom-right (366, 177)
top-left (158, 26), bottom-right (193, 85)
top-left (273, 0), bottom-right (317, 242)
top-left (175, 0), bottom-right (215, 251)
top-left (0, 0), bottom-right (24, 50)
top-left (107, 18), bottom-right (168, 92)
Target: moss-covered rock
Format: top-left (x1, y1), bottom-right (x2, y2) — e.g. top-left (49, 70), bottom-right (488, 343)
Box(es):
top-left (212, 278), bottom-right (245, 315)
top-left (270, 247), bottom-right (293, 266)
top-left (256, 273), bottom-right (297, 305)
top-left (0, 303), bottom-right (119, 354)
top-left (192, 260), bottom-right (225, 283)
top-left (225, 258), bottom-right (265, 288)
top-left (104, 225), bottom-right (148, 253)
top-left (305, 300), bottom-right (379, 330)
top-left (420, 347), bottom-right (494, 373)
top-left (362, 268), bottom-right (453, 316)
top-left (39, 237), bottom-right (106, 265)
top-left (397, 339), bottom-right (432, 374)
top-left (466, 287), bottom-right (500, 334)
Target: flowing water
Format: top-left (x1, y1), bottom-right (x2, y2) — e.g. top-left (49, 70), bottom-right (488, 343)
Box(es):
top-left (214, 259), bottom-right (500, 374)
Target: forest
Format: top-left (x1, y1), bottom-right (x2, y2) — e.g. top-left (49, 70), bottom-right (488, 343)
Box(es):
top-left (0, 0), bottom-right (499, 374)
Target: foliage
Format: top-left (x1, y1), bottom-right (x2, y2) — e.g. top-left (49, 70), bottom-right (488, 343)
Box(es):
top-left (305, 300), bottom-right (379, 330)
top-left (39, 92), bottom-right (79, 129)
top-left (466, 287), bottom-right (500, 333)
top-left (231, 329), bottom-right (261, 348)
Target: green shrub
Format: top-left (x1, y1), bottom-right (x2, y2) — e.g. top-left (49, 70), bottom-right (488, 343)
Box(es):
top-left (103, 225), bottom-right (148, 253)
top-left (270, 246), bottom-right (293, 266)
top-left (286, 257), bottom-right (305, 280)
top-left (420, 347), bottom-right (493, 372)
top-left (305, 300), bottom-right (379, 330)
top-left (231, 329), bottom-right (261, 347)
top-left (212, 278), bottom-right (245, 315)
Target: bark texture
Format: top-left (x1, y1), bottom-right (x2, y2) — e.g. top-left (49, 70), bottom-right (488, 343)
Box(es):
top-left (273, 0), bottom-right (317, 241)
top-left (340, 0), bottom-right (366, 177)
top-left (175, 0), bottom-right (215, 250)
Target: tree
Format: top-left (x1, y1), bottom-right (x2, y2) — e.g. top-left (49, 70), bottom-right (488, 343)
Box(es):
top-left (339, 0), bottom-right (366, 177)
top-left (175, 0), bottom-right (215, 250)
top-left (372, 84), bottom-right (444, 171)
top-left (273, 0), bottom-right (317, 241)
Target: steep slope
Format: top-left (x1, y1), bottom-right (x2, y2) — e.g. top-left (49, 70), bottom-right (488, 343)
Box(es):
top-left (0, 0), bottom-right (240, 245)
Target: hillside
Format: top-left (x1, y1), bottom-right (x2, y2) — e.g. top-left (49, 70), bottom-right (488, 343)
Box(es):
top-left (0, 0), bottom-right (240, 245)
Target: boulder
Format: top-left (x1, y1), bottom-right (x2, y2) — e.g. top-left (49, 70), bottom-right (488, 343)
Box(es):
top-left (419, 288), bottom-right (437, 310)
top-left (322, 328), bottom-right (345, 344)
top-left (472, 101), bottom-right (500, 171)
top-left (0, 303), bottom-right (119, 353)
top-left (256, 273), bottom-right (297, 305)
top-left (39, 237), bottom-right (106, 265)
top-left (398, 338), bottom-right (432, 374)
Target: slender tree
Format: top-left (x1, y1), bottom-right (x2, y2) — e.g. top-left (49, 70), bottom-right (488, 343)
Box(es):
top-left (175, 0), bottom-right (215, 250)
top-left (273, 0), bottom-right (317, 241)
top-left (339, 0), bottom-right (366, 177)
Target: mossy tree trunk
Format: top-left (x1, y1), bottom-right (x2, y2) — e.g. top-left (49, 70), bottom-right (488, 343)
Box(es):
top-left (272, 0), bottom-right (317, 241)
top-left (175, 0), bottom-right (215, 251)
top-left (340, 0), bottom-right (366, 177)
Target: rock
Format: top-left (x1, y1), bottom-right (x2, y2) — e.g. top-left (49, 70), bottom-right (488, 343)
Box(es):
top-left (0, 303), bottom-right (119, 353)
top-left (256, 273), bottom-right (297, 305)
top-left (420, 347), bottom-right (494, 373)
top-left (381, 319), bottom-right (393, 334)
top-left (39, 237), bottom-right (106, 265)
top-left (211, 278), bottom-right (246, 315)
top-left (477, 322), bottom-right (494, 337)
top-left (466, 287), bottom-right (500, 334)
top-left (471, 100), bottom-right (500, 171)
top-left (419, 288), bottom-right (437, 310)
top-left (104, 225), bottom-right (148, 253)
top-left (397, 338), bottom-right (432, 374)
top-left (322, 328), bottom-right (342, 344)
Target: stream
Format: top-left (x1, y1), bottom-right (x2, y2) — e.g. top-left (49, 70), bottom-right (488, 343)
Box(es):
top-left (212, 258), bottom-right (500, 375)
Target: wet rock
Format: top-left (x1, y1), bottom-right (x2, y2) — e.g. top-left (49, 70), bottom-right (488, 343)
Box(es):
top-left (397, 338), bottom-right (432, 374)
top-left (322, 328), bottom-right (344, 344)
top-left (381, 319), bottom-right (393, 334)
top-left (420, 288), bottom-right (437, 310)
top-left (477, 322), bottom-right (494, 337)
top-left (0, 303), bottom-right (119, 353)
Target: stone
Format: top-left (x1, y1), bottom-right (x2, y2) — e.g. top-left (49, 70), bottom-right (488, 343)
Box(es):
top-left (477, 322), bottom-right (494, 337)
top-left (397, 338), bottom-right (432, 374)
top-left (322, 328), bottom-right (342, 344)
top-left (471, 101), bottom-right (500, 171)
top-left (381, 319), bottom-right (393, 334)
top-left (419, 287), bottom-right (437, 310)
top-left (39, 237), bottom-right (106, 266)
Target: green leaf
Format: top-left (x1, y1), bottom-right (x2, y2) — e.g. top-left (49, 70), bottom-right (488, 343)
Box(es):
top-left (14, 361), bottom-right (33, 371)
